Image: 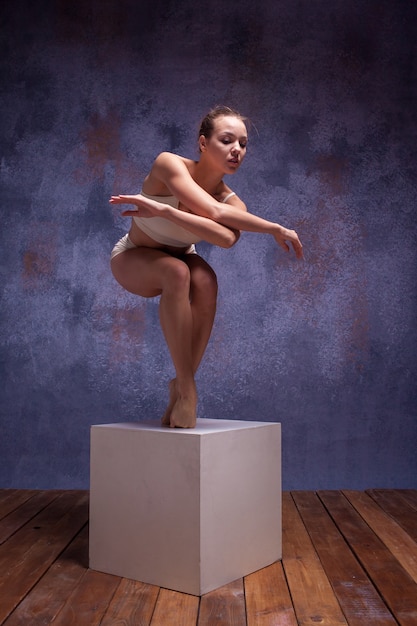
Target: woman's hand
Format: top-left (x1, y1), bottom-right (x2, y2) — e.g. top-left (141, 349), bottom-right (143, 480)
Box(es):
top-left (109, 194), bottom-right (162, 218)
top-left (273, 225), bottom-right (304, 259)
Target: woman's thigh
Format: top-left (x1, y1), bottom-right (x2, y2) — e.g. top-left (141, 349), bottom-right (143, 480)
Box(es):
top-left (110, 248), bottom-right (190, 297)
top-left (183, 254), bottom-right (217, 291)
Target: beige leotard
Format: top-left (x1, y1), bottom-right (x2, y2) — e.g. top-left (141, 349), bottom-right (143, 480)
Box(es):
top-left (110, 190), bottom-right (236, 259)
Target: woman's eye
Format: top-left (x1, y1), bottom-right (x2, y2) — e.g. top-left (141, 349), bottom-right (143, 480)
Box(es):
top-left (220, 137), bottom-right (247, 148)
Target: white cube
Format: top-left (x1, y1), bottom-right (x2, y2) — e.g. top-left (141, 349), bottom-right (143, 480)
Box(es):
top-left (89, 418), bottom-right (281, 596)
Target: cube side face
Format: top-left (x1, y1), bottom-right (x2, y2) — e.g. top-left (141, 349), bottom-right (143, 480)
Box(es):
top-left (199, 423), bottom-right (282, 594)
top-left (89, 425), bottom-right (201, 595)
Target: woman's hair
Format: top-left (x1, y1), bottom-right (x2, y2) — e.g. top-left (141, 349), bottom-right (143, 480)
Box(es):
top-left (198, 106), bottom-right (247, 141)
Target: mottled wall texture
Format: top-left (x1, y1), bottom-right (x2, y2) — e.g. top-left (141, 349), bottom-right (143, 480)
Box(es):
top-left (1, 0), bottom-right (416, 489)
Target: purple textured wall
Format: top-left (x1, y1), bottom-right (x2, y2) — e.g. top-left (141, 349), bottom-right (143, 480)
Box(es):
top-left (1, 0), bottom-right (416, 489)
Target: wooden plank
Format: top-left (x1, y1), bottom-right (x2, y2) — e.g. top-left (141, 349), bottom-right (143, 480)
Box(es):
top-left (292, 490), bottom-right (396, 626)
top-left (151, 588), bottom-right (199, 626)
top-left (0, 490), bottom-right (42, 521)
top-left (0, 490), bottom-right (18, 505)
top-left (0, 490), bottom-right (85, 571)
top-left (319, 490), bottom-right (417, 626)
top-left (100, 578), bottom-right (160, 625)
top-left (245, 561), bottom-right (298, 626)
top-left (367, 489), bottom-right (417, 542)
top-left (344, 490), bottom-right (417, 583)
top-left (0, 491), bottom-right (89, 623)
top-left (198, 579), bottom-right (246, 626)
top-left (282, 492), bottom-right (348, 626)
top-left (0, 488), bottom-right (416, 626)
top-left (3, 526), bottom-right (89, 625)
top-left (51, 569), bottom-right (120, 625)
top-left (396, 489), bottom-right (417, 512)
top-left (0, 489), bottom-right (59, 544)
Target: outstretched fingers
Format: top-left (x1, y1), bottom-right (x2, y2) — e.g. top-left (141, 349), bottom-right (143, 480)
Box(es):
top-left (282, 228), bottom-right (303, 259)
top-left (291, 235), bottom-right (304, 259)
top-left (275, 227), bottom-right (304, 259)
top-left (109, 194), bottom-right (140, 204)
top-left (109, 194), bottom-right (160, 218)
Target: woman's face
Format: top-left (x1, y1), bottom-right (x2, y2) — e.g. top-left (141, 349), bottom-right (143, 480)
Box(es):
top-left (201, 115), bottom-right (248, 174)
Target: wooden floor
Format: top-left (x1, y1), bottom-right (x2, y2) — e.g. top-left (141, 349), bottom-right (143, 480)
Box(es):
top-left (0, 490), bottom-right (416, 625)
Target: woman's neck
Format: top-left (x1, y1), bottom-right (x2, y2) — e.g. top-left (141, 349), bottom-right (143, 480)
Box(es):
top-left (192, 158), bottom-right (223, 195)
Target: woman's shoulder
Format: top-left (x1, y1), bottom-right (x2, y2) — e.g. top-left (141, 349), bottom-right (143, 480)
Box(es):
top-left (144, 152), bottom-right (196, 195)
top-left (153, 151), bottom-right (195, 171)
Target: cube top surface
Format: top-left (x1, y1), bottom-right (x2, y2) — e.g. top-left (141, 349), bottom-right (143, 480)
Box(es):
top-left (91, 418), bottom-right (280, 435)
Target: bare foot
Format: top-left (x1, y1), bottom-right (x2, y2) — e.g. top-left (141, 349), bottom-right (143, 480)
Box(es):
top-left (161, 379), bottom-right (177, 426)
top-left (169, 386), bottom-right (197, 429)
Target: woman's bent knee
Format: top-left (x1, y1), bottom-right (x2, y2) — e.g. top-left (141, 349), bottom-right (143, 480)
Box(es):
top-left (161, 259), bottom-right (191, 292)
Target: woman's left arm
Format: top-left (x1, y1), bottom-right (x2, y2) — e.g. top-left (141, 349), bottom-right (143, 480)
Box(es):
top-left (110, 194), bottom-right (242, 248)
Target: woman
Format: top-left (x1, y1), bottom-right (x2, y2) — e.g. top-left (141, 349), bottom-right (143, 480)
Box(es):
top-left (110, 106), bottom-right (303, 429)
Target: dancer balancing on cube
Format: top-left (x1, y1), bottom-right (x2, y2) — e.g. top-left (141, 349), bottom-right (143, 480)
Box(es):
top-left (110, 106), bottom-right (303, 429)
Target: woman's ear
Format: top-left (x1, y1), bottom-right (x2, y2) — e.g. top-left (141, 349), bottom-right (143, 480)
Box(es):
top-left (199, 135), bottom-right (206, 152)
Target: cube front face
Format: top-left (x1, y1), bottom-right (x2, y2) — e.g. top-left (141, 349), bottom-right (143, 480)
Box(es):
top-left (89, 426), bottom-right (201, 594)
top-left (89, 420), bottom-right (281, 596)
